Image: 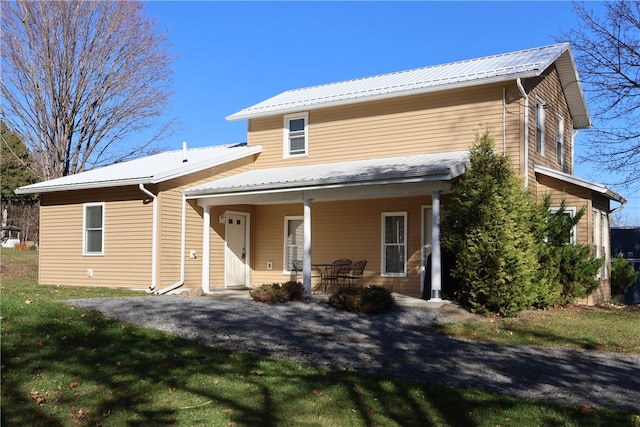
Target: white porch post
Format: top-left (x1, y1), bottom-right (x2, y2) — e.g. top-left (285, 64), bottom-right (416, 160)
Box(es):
top-left (429, 190), bottom-right (443, 302)
top-left (202, 205), bottom-right (211, 293)
top-left (303, 198), bottom-right (313, 296)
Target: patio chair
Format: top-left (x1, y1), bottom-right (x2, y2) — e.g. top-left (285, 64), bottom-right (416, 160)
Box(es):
top-left (321, 259), bottom-right (352, 291)
top-left (339, 260), bottom-right (367, 287)
top-left (292, 260), bottom-right (303, 279)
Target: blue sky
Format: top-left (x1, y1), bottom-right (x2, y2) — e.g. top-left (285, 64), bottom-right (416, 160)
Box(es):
top-left (143, 1), bottom-right (638, 222)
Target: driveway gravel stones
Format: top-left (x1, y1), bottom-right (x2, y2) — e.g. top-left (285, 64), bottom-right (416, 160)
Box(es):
top-left (67, 295), bottom-right (640, 414)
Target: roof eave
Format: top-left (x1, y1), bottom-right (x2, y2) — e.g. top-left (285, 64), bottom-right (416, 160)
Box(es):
top-left (15, 177), bottom-right (153, 195)
top-left (534, 165), bottom-right (626, 205)
top-left (225, 71), bottom-right (540, 122)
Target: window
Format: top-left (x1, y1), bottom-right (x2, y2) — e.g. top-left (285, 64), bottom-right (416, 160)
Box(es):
top-left (593, 210), bottom-right (610, 279)
top-left (535, 98), bottom-right (545, 155)
top-left (284, 216), bottom-right (303, 273)
top-left (556, 115), bottom-right (564, 166)
top-left (83, 203), bottom-right (104, 255)
top-left (283, 112), bottom-right (308, 157)
top-left (550, 206), bottom-right (577, 244)
top-left (382, 212), bottom-right (407, 276)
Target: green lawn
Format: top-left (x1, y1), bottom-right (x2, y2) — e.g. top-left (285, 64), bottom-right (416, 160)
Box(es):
top-left (2, 248), bottom-right (638, 426)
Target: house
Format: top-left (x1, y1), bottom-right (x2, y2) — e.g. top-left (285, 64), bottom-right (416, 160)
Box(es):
top-left (16, 43), bottom-right (626, 305)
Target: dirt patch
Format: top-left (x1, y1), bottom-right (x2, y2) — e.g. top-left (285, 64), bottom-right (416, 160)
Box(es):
top-left (434, 303), bottom-right (489, 324)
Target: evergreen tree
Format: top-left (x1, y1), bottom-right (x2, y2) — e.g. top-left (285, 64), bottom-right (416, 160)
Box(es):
top-left (0, 121), bottom-right (37, 205)
top-left (442, 131), bottom-right (539, 316)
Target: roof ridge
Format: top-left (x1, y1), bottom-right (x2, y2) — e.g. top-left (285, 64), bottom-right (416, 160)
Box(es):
top-left (283, 43), bottom-right (570, 95)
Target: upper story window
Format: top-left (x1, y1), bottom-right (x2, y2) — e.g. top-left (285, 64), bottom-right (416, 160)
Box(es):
top-left (556, 115), bottom-right (565, 166)
top-left (535, 98), bottom-right (545, 155)
top-left (83, 202), bottom-right (104, 256)
top-left (283, 112), bottom-right (308, 158)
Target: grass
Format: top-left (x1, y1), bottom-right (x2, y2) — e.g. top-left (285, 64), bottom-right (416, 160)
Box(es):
top-left (433, 305), bottom-right (640, 354)
top-left (2, 248), bottom-right (639, 426)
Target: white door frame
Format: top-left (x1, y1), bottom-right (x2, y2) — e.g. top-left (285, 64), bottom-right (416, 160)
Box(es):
top-left (421, 205), bottom-right (433, 296)
top-left (224, 211), bottom-right (250, 288)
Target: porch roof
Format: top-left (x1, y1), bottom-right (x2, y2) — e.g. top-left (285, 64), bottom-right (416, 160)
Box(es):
top-left (184, 151), bottom-right (469, 200)
top-left (534, 165), bottom-right (627, 205)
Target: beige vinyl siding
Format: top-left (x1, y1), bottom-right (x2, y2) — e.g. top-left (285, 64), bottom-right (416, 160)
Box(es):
top-left (536, 173), bottom-right (592, 245)
top-left (156, 157), bottom-right (256, 288)
top-left (525, 66), bottom-right (574, 186)
top-left (251, 196), bottom-right (431, 295)
top-left (248, 84), bottom-right (512, 170)
top-left (38, 188), bottom-right (153, 288)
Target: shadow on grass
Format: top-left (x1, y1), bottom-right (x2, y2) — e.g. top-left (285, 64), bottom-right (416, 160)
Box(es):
top-left (2, 297), bottom-right (636, 426)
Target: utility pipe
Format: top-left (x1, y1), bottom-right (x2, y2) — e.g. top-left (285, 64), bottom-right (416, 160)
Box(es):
top-left (138, 184), bottom-right (158, 291)
top-left (156, 193), bottom-right (187, 295)
top-left (517, 78), bottom-right (529, 188)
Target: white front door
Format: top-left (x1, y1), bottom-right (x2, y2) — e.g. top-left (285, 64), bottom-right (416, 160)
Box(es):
top-left (225, 213), bottom-right (248, 288)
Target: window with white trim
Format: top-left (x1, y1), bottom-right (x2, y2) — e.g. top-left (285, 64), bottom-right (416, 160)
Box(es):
top-left (283, 112), bottom-right (308, 157)
top-left (535, 98), bottom-right (545, 155)
top-left (83, 203), bottom-right (104, 255)
top-left (382, 212), bottom-right (407, 276)
top-left (593, 209), bottom-right (610, 279)
top-left (283, 216), bottom-right (303, 273)
top-left (556, 115), bottom-right (564, 166)
top-left (550, 206), bottom-right (577, 244)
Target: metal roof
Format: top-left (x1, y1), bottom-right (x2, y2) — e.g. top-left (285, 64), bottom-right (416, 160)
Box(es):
top-left (185, 151), bottom-right (469, 197)
top-left (534, 165), bottom-right (627, 205)
top-left (15, 143), bottom-right (261, 194)
top-left (226, 43), bottom-right (590, 128)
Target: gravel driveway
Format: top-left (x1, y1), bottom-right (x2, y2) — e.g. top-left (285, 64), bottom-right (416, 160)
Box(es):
top-left (67, 295), bottom-right (640, 414)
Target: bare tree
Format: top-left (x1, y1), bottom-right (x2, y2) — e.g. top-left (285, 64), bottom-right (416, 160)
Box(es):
top-left (1, 1), bottom-right (175, 180)
top-left (561, 1), bottom-right (640, 188)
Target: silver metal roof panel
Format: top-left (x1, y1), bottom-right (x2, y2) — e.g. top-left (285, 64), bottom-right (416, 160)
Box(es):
top-left (185, 151), bottom-right (469, 197)
top-left (226, 43), bottom-right (589, 127)
top-left (16, 143), bottom-right (262, 194)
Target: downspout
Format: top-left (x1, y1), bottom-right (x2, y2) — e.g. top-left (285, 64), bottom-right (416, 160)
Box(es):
top-left (502, 88), bottom-right (507, 153)
top-left (517, 78), bottom-right (529, 188)
top-left (155, 193), bottom-right (187, 295)
top-left (138, 184), bottom-right (158, 291)
top-left (571, 130), bottom-right (578, 174)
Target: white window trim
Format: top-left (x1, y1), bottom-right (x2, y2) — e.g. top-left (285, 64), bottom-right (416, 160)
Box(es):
top-left (83, 202), bottom-right (105, 256)
top-left (535, 97), bottom-right (546, 156)
top-left (556, 114), bottom-right (564, 166)
top-left (283, 112), bottom-right (308, 158)
top-left (381, 212), bottom-right (407, 277)
top-left (283, 216), bottom-right (303, 274)
top-left (550, 206), bottom-right (577, 244)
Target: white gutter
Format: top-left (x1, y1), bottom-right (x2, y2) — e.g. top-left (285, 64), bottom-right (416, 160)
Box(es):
top-left (517, 78), bottom-right (529, 188)
top-left (138, 184), bottom-right (158, 291)
top-left (155, 193), bottom-right (187, 295)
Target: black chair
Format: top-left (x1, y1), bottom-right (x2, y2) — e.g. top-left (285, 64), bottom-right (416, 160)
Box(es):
top-left (321, 259), bottom-right (352, 291)
top-left (339, 260), bottom-right (367, 287)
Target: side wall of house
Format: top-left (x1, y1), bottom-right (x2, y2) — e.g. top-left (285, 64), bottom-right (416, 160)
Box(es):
top-left (525, 66), bottom-right (574, 191)
top-left (536, 174), bottom-right (613, 304)
top-left (38, 187), bottom-right (153, 288)
top-left (247, 82), bottom-right (521, 169)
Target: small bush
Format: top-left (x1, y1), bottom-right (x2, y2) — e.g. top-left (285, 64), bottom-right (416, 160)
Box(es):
top-left (12, 242), bottom-right (36, 251)
top-left (328, 285), bottom-right (395, 314)
top-left (250, 281), bottom-right (304, 304)
top-left (611, 253), bottom-right (639, 295)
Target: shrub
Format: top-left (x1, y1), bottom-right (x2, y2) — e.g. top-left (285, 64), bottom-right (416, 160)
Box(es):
top-left (611, 253), bottom-right (639, 295)
top-left (442, 131), bottom-right (539, 317)
top-left (250, 281), bottom-right (304, 304)
top-left (12, 242), bottom-right (35, 251)
top-left (328, 285), bottom-right (395, 314)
